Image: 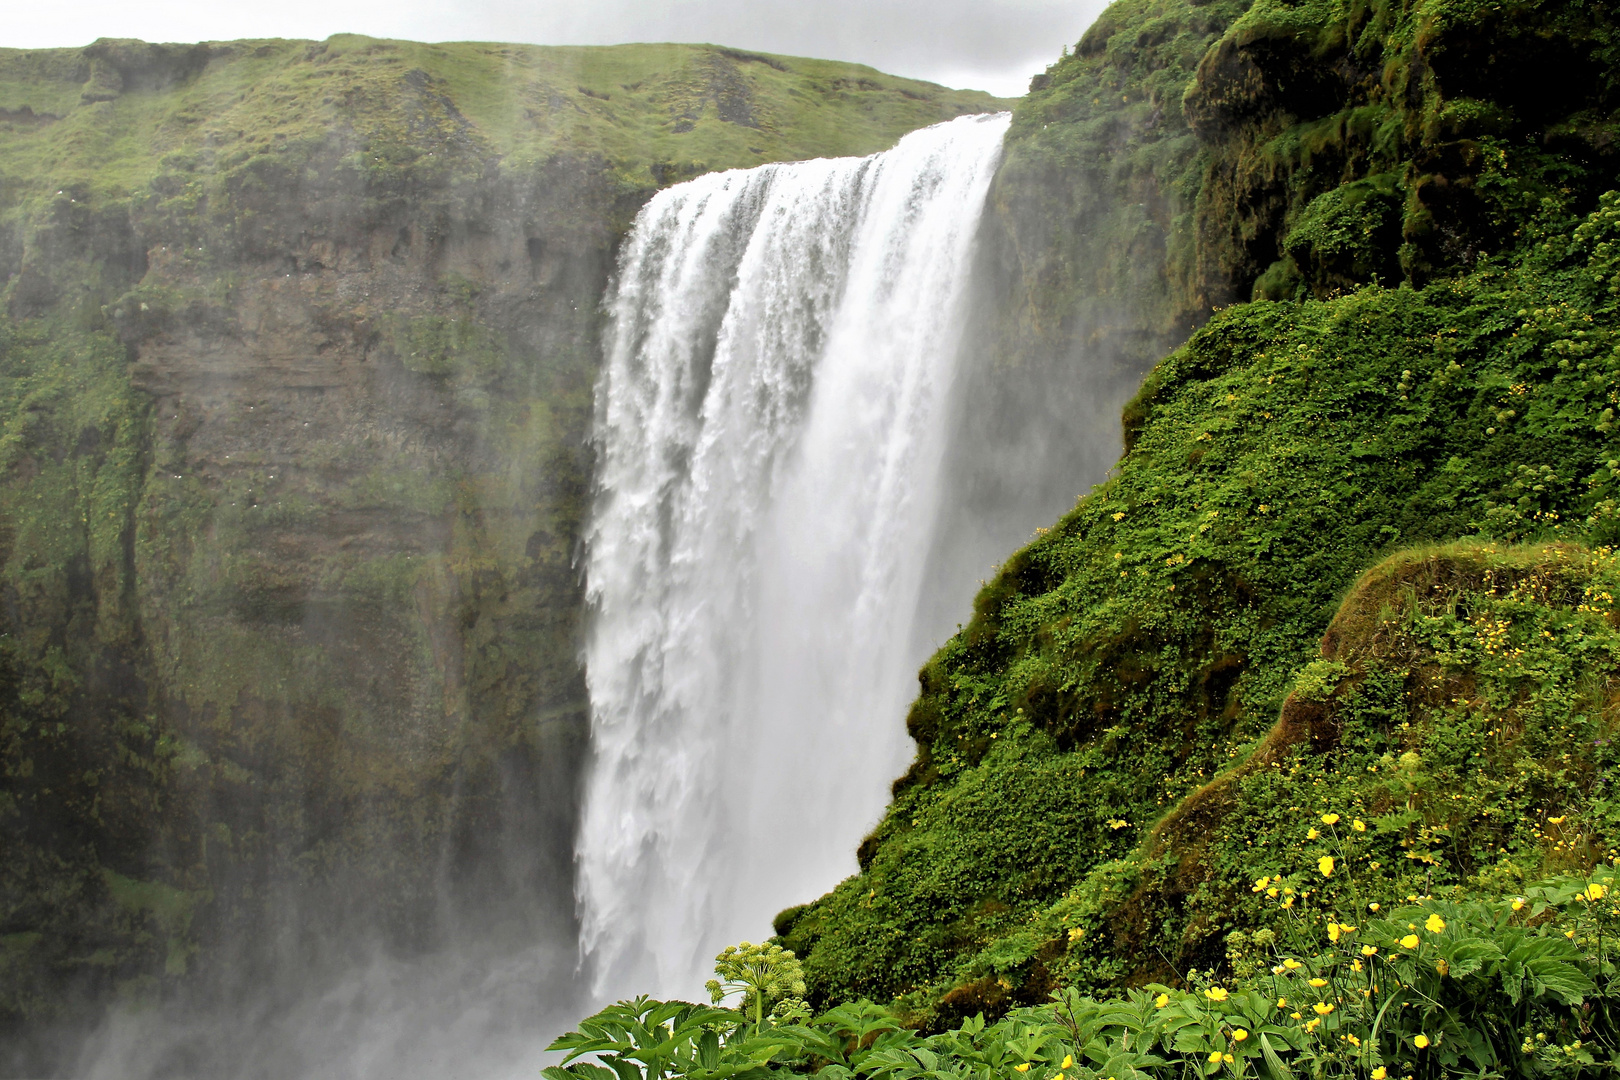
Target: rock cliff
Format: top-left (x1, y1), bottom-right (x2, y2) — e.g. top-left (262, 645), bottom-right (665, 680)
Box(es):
top-left (0, 34), bottom-right (1002, 1053)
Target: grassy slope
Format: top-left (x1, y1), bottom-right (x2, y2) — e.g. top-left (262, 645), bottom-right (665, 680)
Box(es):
top-left (0, 36), bottom-right (1007, 207)
top-left (783, 0), bottom-right (1620, 1027)
top-left (787, 185), bottom-right (1620, 1028)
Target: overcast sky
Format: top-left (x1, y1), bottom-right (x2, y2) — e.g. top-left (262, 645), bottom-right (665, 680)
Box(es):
top-left (3, 0), bottom-right (1111, 98)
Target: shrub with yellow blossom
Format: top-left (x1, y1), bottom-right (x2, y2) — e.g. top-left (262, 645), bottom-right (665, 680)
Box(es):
top-left (548, 872), bottom-right (1620, 1080)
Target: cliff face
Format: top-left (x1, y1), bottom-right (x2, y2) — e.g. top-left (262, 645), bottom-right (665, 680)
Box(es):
top-left (0, 35), bottom-right (1004, 1046)
top-left (922, 0), bottom-right (1246, 625)
top-left (784, 0), bottom-right (1620, 1027)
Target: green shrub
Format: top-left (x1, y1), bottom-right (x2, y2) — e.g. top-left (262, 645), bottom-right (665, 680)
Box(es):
top-left (553, 869), bottom-right (1620, 1078)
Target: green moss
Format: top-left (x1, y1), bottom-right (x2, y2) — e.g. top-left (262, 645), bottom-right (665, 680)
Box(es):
top-left (785, 190), bottom-right (1620, 1024)
top-left (1183, 0), bottom-right (1620, 300)
top-left (981, 0), bottom-right (1249, 379)
top-left (381, 311), bottom-right (504, 379)
top-left (341, 469), bottom-right (456, 516)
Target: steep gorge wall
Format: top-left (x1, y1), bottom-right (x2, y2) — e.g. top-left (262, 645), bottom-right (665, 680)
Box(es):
top-left (0, 36), bottom-right (1001, 1052)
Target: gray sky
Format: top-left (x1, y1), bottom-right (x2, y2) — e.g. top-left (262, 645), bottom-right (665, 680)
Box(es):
top-left (3, 0), bottom-right (1111, 98)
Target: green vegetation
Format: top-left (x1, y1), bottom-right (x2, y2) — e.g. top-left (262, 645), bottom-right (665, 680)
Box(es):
top-left (553, 874), bottom-right (1620, 1077)
top-left (0, 36), bottom-right (1005, 210)
top-left (706, 941), bottom-right (811, 1026)
top-left (782, 187), bottom-right (1620, 1023)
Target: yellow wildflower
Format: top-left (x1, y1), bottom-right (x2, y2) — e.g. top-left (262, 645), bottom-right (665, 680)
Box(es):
top-left (1252, 876), bottom-right (1270, 892)
top-left (1267, 887), bottom-right (1279, 899)
top-left (1512, 898), bottom-right (1525, 911)
top-left (1368, 903), bottom-right (1380, 912)
top-left (1206, 987), bottom-right (1229, 1001)
top-left (1061, 1056), bottom-right (1073, 1070)
top-left (1281, 896), bottom-right (1295, 909)
top-left (1414, 1035), bottom-right (1430, 1049)
top-left (1590, 883), bottom-right (1608, 901)
top-left (1276, 998), bottom-right (1287, 1008)
top-left (1400, 935), bottom-right (1420, 950)
top-left (1207, 1051), bottom-right (1223, 1065)
top-left (1351, 959), bottom-right (1363, 973)
top-left (1015, 1066), bottom-right (1030, 1074)
top-left (1313, 1002), bottom-right (1334, 1016)
top-left (1154, 993), bottom-right (1169, 1008)
top-left (1223, 1054), bottom-right (1234, 1065)
top-left (1307, 827), bottom-right (1320, 840)
top-left (1425, 913), bottom-right (1446, 933)
top-left (1372, 1068), bottom-right (1388, 1080)
top-left (1319, 855), bottom-right (1335, 877)
top-left (1548, 815), bottom-right (1567, 825)
top-left (1321, 813), bottom-right (1340, 825)
top-left (1361, 945), bottom-right (1377, 956)
top-left (1232, 1029), bottom-right (1248, 1042)
top-left (1352, 819), bottom-right (1366, 832)
top-left (1304, 1017), bottom-right (1321, 1032)
top-left (1308, 978), bottom-right (1328, 988)
top-left (1283, 959), bottom-right (1303, 970)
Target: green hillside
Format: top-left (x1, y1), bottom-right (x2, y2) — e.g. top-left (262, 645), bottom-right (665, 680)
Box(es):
top-left (0, 36), bottom-right (1006, 206)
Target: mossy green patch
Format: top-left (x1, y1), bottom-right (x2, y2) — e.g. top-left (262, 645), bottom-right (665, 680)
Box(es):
top-left (784, 191), bottom-right (1620, 1024)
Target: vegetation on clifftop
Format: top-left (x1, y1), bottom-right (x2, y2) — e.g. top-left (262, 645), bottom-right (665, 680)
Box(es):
top-left (0, 36), bottom-right (1004, 209)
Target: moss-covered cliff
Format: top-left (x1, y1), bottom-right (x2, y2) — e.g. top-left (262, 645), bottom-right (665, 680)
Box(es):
top-left (784, 0), bottom-right (1620, 1029)
top-left (0, 35), bottom-right (1005, 1049)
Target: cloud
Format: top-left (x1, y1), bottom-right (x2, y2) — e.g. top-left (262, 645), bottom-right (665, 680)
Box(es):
top-left (3, 0), bottom-right (1110, 96)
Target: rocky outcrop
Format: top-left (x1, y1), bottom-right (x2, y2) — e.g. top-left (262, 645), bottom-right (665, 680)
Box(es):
top-left (0, 35), bottom-right (1003, 1055)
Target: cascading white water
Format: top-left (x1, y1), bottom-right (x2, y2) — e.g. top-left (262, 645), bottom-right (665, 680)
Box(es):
top-left (579, 112), bottom-right (1010, 1001)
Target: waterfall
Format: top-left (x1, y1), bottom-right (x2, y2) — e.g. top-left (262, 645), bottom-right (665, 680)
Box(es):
top-left (579, 112), bottom-right (1011, 1001)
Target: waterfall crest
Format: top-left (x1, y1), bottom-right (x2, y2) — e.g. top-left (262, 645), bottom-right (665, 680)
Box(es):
top-left (580, 113), bottom-right (1011, 1000)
